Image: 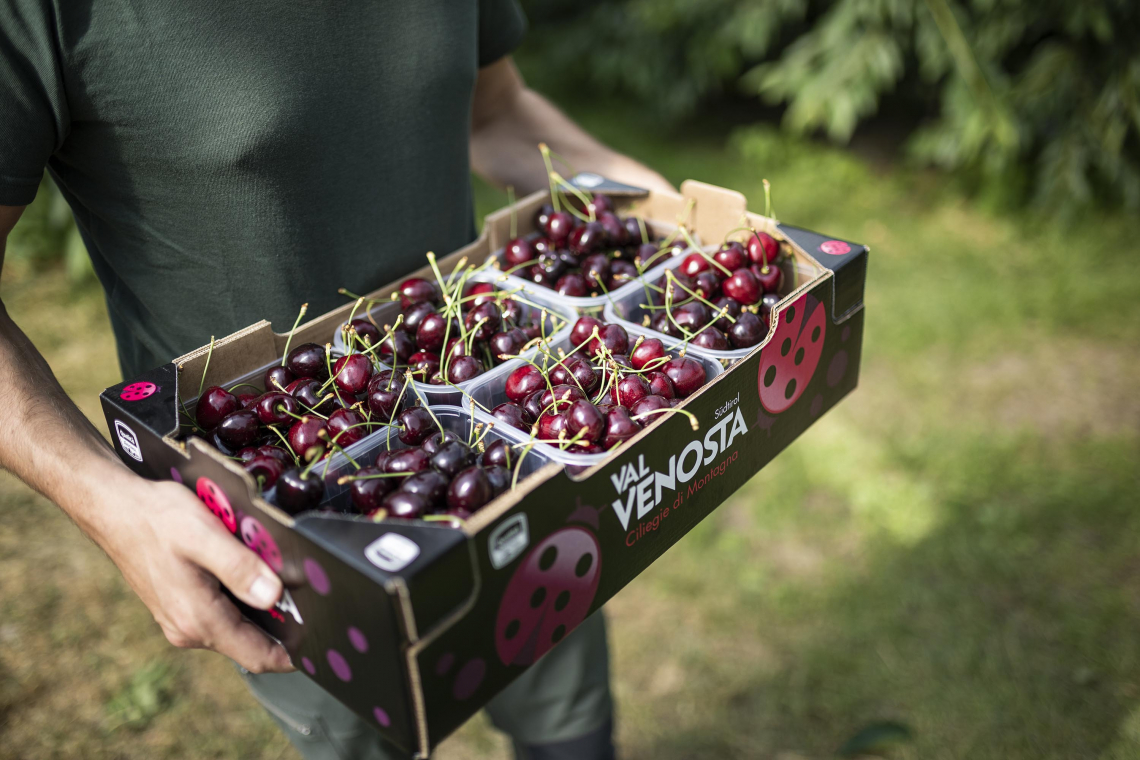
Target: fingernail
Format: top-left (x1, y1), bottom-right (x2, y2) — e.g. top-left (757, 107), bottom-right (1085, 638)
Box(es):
top-left (250, 575), bottom-right (280, 608)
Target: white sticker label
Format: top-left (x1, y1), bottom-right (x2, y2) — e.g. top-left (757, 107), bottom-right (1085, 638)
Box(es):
top-left (572, 172), bottom-right (604, 188)
top-left (364, 533), bottom-right (420, 573)
top-left (115, 420), bottom-right (143, 462)
top-left (489, 513), bottom-right (529, 570)
top-left (276, 588), bottom-right (304, 625)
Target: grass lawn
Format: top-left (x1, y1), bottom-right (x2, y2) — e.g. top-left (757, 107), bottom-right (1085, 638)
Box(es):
top-left (2, 103), bottom-right (1139, 759)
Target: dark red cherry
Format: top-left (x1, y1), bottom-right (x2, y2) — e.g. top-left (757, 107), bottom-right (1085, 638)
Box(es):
top-left (623, 216), bottom-right (648, 244)
top-left (264, 366), bottom-right (294, 394)
top-left (631, 394), bottom-right (671, 420)
top-left (382, 490), bottom-right (429, 519)
top-left (396, 406), bottom-right (436, 445)
top-left (288, 415), bottom-right (327, 461)
top-left (646, 370), bottom-right (675, 399)
top-left (713, 241), bottom-right (748, 272)
top-left (589, 324), bottom-right (629, 357)
top-left (529, 252), bottom-right (566, 287)
top-left (751, 263), bottom-right (784, 295)
top-left (746, 231), bottom-right (779, 267)
top-left (598, 211), bottom-right (627, 246)
top-left (285, 343), bottom-right (327, 379)
top-left (407, 351), bottom-right (441, 383)
top-left (522, 389), bottom-right (546, 422)
top-left (447, 466), bottom-right (493, 512)
top-left (287, 377), bottom-right (335, 415)
top-left (492, 402), bottom-right (531, 432)
top-left (254, 391), bottom-right (297, 426)
top-left (257, 445), bottom-right (292, 466)
top-left (236, 392), bottom-right (259, 410)
top-left (385, 447), bottom-right (431, 477)
top-left (443, 336), bottom-right (471, 361)
top-left (663, 356), bottom-right (706, 397)
top-left (346, 318), bottom-right (382, 350)
top-left (447, 355), bottom-right (484, 384)
top-left (565, 399), bottom-right (604, 443)
top-left (430, 441), bottom-right (472, 477)
top-left (723, 269), bottom-right (761, 305)
top-left (694, 271), bottom-right (721, 300)
top-left (505, 364), bottom-right (546, 403)
top-left (582, 254), bottom-right (611, 290)
top-left (349, 467), bottom-right (393, 512)
top-left (215, 409), bottom-right (259, 449)
top-left (399, 277), bottom-right (439, 310)
top-left (276, 468), bottom-right (324, 515)
top-left (504, 237), bottom-right (536, 268)
top-left (586, 193), bottom-right (613, 217)
top-left (196, 386), bottom-right (239, 431)
top-left (635, 243), bottom-right (665, 269)
top-left (482, 439), bottom-right (513, 469)
top-left (465, 301), bottom-right (502, 340)
top-left (484, 465), bottom-right (511, 496)
top-left (534, 203), bottom-right (555, 233)
top-left (612, 374), bottom-right (651, 407)
top-left (546, 211), bottom-right (575, 245)
top-left (654, 272), bottom-right (694, 305)
top-left (713, 296), bottom-right (743, 332)
top-left (532, 236), bottom-right (555, 258)
top-left (556, 272), bottom-right (589, 297)
top-left (569, 221), bottom-right (605, 255)
top-left (489, 330), bottom-right (524, 362)
top-left (244, 455), bottom-right (285, 490)
top-left (421, 430), bottom-right (461, 455)
top-left (401, 301), bottom-right (436, 335)
top-left (539, 384), bottom-right (586, 413)
top-left (729, 311), bottom-right (767, 348)
top-left (333, 354), bottom-right (374, 395)
top-left (608, 259), bottom-right (638, 289)
top-left (759, 292), bottom-right (781, 317)
top-left (537, 409), bottom-right (568, 442)
top-left (692, 327), bottom-right (729, 351)
top-left (379, 329), bottom-right (416, 364)
top-left (650, 311), bottom-right (682, 338)
top-left (570, 316), bottom-right (603, 347)
top-left (327, 407), bottom-right (368, 448)
top-left (416, 313), bottom-right (455, 353)
top-left (462, 281), bottom-right (497, 311)
top-left (602, 407), bottom-right (641, 450)
top-left (680, 252), bottom-right (710, 278)
top-left (673, 302), bottom-right (711, 333)
top-left (400, 469), bottom-right (449, 508)
top-left (630, 337), bottom-right (667, 370)
top-left (366, 373), bottom-right (405, 419)
top-left (500, 298), bottom-right (524, 326)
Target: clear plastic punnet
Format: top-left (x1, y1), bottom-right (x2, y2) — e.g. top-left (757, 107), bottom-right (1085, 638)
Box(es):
top-left (330, 272), bottom-right (577, 407)
top-left (464, 323), bottom-right (725, 474)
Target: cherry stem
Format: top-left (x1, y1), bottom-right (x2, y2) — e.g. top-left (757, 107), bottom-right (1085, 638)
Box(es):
top-left (280, 304), bottom-right (309, 367)
top-left (507, 185), bottom-right (517, 239)
top-left (265, 425), bottom-right (299, 464)
top-left (405, 374), bottom-right (446, 437)
top-left (637, 217), bottom-right (649, 246)
top-left (369, 508), bottom-right (389, 523)
top-left (227, 382), bottom-right (261, 395)
top-left (317, 430), bottom-right (360, 472)
top-left (665, 269), bottom-right (738, 324)
top-left (337, 471), bottom-right (406, 484)
top-left (763, 178), bottom-right (774, 220)
top-left (299, 448), bottom-right (324, 478)
top-left (511, 441), bottom-right (535, 490)
top-left (551, 172), bottom-right (594, 222)
top-left (632, 406), bottom-right (700, 431)
top-left (198, 336), bottom-right (215, 400)
top-left (538, 144), bottom-right (561, 214)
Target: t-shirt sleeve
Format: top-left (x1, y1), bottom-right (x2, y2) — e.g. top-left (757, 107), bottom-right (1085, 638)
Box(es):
top-left (477, 0), bottom-right (528, 68)
top-left (0, 0), bottom-right (69, 206)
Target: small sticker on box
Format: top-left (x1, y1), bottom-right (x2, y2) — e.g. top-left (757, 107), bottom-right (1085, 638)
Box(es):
top-left (489, 514), bottom-right (529, 570)
top-left (115, 420), bottom-right (143, 462)
top-left (364, 534), bottom-right (421, 573)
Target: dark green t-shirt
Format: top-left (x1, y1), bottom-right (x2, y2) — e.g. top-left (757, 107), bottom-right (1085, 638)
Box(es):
top-left (0, 1), bottom-right (525, 378)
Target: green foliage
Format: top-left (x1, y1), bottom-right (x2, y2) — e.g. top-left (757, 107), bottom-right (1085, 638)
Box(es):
top-left (521, 0), bottom-right (1140, 214)
top-left (104, 661), bottom-right (176, 732)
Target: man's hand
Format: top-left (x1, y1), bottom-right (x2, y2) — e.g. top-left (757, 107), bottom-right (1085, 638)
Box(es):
top-left (0, 204), bottom-right (292, 674)
top-left (471, 57), bottom-right (674, 196)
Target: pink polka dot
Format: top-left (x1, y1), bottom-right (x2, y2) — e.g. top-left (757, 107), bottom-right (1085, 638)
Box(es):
top-left (373, 707), bottom-right (390, 727)
top-left (435, 652), bottom-right (455, 676)
top-left (841, 325), bottom-right (851, 342)
top-left (809, 394), bottom-right (823, 418)
top-left (327, 649), bottom-right (352, 682)
top-left (301, 657), bottom-right (316, 675)
top-left (170, 467), bottom-right (183, 483)
top-left (452, 658), bottom-right (485, 701)
top-left (348, 627), bottom-right (368, 653)
top-left (120, 381), bottom-right (157, 401)
top-left (304, 558), bottom-right (331, 595)
top-left (827, 350), bottom-right (848, 387)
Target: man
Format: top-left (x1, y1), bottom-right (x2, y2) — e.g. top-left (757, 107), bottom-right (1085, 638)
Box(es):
top-left (0, 1), bottom-right (671, 758)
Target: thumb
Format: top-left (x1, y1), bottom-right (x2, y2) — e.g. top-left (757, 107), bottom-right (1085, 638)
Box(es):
top-left (182, 515), bottom-right (283, 610)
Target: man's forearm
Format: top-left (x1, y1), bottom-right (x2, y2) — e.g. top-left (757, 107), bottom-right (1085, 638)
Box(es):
top-left (470, 59), bottom-right (673, 196)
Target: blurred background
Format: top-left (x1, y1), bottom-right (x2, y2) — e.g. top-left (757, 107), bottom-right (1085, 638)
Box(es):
top-left (2, 1), bottom-right (1139, 758)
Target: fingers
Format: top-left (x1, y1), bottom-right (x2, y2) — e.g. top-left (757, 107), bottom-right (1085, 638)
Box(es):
top-left (179, 511), bottom-right (283, 611)
top-left (201, 592), bottom-right (295, 674)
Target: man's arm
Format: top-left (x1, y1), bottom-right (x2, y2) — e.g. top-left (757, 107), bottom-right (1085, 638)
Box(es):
top-left (0, 204), bottom-right (291, 673)
top-left (470, 57), bottom-right (674, 196)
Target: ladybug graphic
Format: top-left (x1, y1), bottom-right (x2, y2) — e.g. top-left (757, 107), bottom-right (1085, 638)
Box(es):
top-left (195, 477), bottom-right (237, 534)
top-left (758, 294), bottom-right (826, 414)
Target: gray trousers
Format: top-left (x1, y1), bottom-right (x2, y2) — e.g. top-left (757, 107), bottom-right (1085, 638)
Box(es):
top-left (243, 612), bottom-right (613, 759)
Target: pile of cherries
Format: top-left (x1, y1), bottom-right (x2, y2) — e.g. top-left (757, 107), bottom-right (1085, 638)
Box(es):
top-left (501, 192), bottom-right (684, 298)
top-left (487, 316), bottom-right (708, 453)
top-left (340, 430), bottom-right (517, 523)
top-left (643, 230), bottom-right (787, 351)
top-left (340, 274), bottom-right (558, 386)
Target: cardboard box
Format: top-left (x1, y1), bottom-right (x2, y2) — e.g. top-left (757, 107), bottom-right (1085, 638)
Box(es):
top-left (101, 179), bottom-right (867, 757)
